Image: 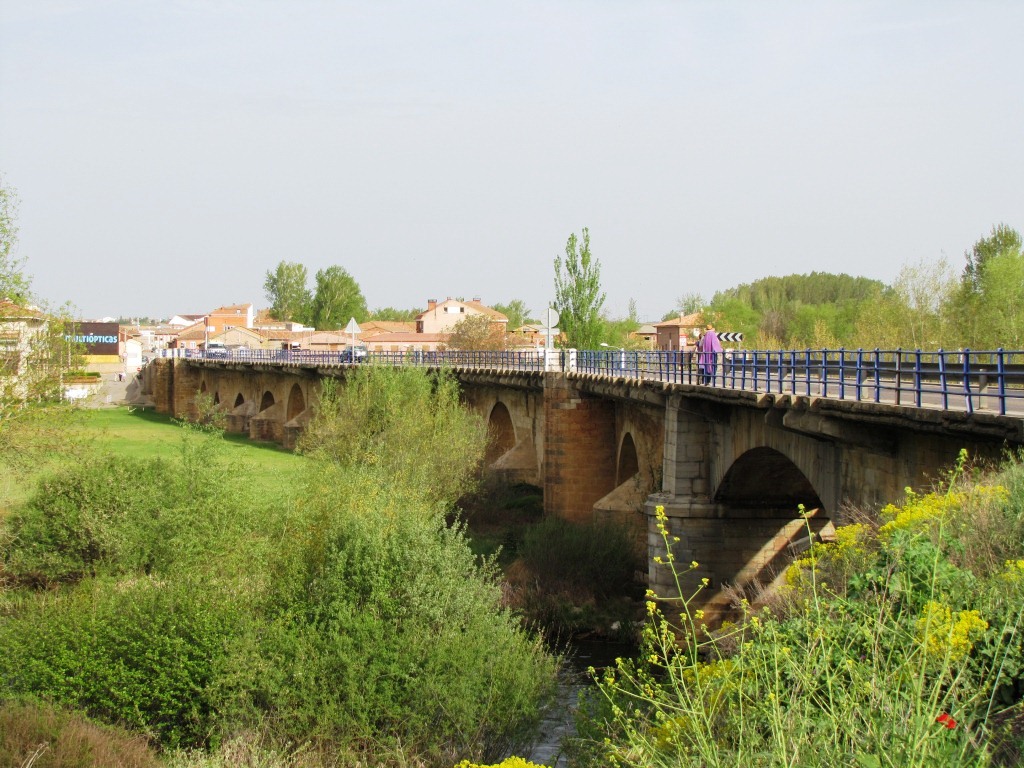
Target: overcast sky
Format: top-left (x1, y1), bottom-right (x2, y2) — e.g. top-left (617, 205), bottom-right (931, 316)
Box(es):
top-left (2, 1), bottom-right (1022, 322)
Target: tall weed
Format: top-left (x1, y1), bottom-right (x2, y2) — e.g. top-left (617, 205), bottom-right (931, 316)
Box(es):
top-left (578, 454), bottom-right (1024, 767)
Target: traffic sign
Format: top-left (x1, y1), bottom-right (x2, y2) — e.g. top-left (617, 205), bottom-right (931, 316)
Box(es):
top-left (718, 332), bottom-right (744, 343)
top-left (545, 307), bottom-right (560, 330)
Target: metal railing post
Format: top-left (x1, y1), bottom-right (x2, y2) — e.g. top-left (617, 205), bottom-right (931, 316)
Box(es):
top-left (997, 348), bottom-right (1006, 415)
top-left (938, 349), bottom-right (949, 410)
top-left (914, 349), bottom-right (923, 408)
top-left (962, 349), bottom-right (974, 414)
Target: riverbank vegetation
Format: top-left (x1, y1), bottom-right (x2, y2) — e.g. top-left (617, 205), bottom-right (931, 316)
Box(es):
top-left (572, 451), bottom-right (1024, 767)
top-left (456, 479), bottom-right (646, 641)
top-left (0, 367), bottom-right (559, 767)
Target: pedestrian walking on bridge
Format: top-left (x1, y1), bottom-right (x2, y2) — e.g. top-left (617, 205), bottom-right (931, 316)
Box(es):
top-left (697, 323), bottom-right (722, 384)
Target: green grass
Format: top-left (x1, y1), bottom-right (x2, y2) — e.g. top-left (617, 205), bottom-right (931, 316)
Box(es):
top-left (1, 407), bottom-right (307, 513)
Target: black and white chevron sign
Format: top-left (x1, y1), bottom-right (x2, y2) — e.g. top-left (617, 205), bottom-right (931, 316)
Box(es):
top-left (718, 332), bottom-right (744, 343)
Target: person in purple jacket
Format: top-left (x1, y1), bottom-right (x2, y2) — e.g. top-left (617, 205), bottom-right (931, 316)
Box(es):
top-left (697, 323), bottom-right (723, 384)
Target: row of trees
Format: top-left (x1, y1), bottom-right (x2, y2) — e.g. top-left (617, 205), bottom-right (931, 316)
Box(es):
top-left (264, 260), bottom-right (544, 335)
top-left (262, 261), bottom-right (369, 330)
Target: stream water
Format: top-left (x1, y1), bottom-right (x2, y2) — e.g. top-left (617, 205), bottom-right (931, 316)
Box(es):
top-left (513, 639), bottom-right (636, 767)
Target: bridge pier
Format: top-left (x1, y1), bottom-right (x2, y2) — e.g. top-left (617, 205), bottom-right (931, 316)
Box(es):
top-left (543, 373), bottom-right (617, 523)
top-left (647, 394), bottom-right (836, 626)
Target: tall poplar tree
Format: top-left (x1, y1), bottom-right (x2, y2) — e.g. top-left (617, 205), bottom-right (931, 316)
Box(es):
top-left (553, 227), bottom-right (606, 350)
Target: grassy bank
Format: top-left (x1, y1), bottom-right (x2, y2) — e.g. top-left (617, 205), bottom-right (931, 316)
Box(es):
top-left (1, 408), bottom-right (306, 513)
top-left (1, 371), bottom-right (559, 767)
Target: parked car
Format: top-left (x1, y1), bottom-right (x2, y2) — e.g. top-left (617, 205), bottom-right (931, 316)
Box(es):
top-left (339, 345), bottom-right (368, 363)
top-left (205, 342), bottom-right (229, 359)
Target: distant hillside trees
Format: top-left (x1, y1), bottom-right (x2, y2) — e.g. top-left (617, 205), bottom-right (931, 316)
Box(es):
top-left (708, 272), bottom-right (885, 348)
top-left (696, 224), bottom-right (1024, 351)
top-left (852, 258), bottom-right (958, 350)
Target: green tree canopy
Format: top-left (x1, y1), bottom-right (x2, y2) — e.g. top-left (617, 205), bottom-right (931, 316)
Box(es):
top-left (553, 227), bottom-right (606, 350)
top-left (443, 314), bottom-right (506, 351)
top-left (263, 261), bottom-right (312, 324)
top-left (492, 299), bottom-right (537, 330)
top-left (962, 223), bottom-right (1023, 295)
top-left (369, 306), bottom-right (420, 322)
top-left (663, 292), bottom-right (706, 321)
top-left (0, 176), bottom-right (31, 304)
top-left (958, 246), bottom-right (1024, 350)
top-left (309, 266), bottom-right (368, 331)
top-left (601, 298), bottom-right (643, 349)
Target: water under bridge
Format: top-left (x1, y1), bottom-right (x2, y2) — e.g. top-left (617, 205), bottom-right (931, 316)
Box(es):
top-left (141, 348), bottom-right (1024, 622)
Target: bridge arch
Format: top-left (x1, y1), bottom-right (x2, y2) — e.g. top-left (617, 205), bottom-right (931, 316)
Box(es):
top-left (715, 447), bottom-right (823, 512)
top-left (260, 391), bottom-right (275, 412)
top-left (234, 393), bottom-right (245, 408)
top-left (286, 383), bottom-right (306, 422)
top-left (700, 447), bottom-right (832, 617)
top-left (616, 432), bottom-right (640, 486)
top-left (486, 402), bottom-right (516, 463)
top-left (214, 392), bottom-right (220, 405)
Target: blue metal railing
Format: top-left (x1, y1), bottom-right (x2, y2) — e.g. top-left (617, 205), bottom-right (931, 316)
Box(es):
top-left (157, 347), bottom-right (1024, 417)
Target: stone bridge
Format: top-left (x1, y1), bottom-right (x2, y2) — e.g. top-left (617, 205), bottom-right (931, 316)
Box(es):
top-left (143, 357), bottom-right (1024, 622)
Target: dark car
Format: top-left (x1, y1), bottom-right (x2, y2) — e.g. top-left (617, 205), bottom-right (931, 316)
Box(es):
top-left (339, 346), bottom-right (368, 363)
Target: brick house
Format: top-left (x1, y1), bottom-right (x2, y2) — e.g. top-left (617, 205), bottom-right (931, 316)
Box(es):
top-left (205, 303), bottom-right (255, 335)
top-left (654, 312), bottom-right (704, 351)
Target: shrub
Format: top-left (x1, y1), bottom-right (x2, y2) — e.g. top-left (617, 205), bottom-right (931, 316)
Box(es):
top-left (518, 515), bottom-right (643, 600)
top-left (215, 467), bottom-right (559, 761)
top-left (1, 366), bottom-right (560, 764)
top-left (5, 428), bottom-right (246, 585)
top-left (5, 456), bottom-right (176, 583)
top-left (295, 368), bottom-right (488, 507)
top-left (454, 759), bottom-right (550, 768)
top-left (0, 574), bottom-right (239, 748)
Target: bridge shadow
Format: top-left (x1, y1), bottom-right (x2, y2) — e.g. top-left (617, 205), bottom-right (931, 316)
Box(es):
top-left (709, 447), bottom-right (834, 621)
